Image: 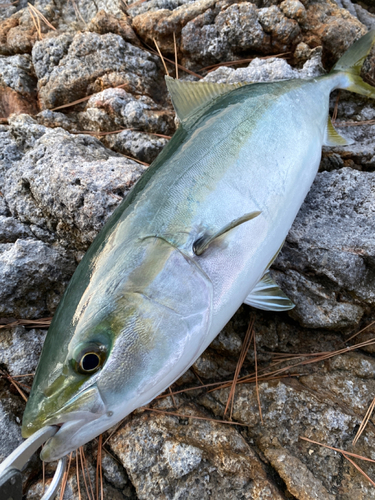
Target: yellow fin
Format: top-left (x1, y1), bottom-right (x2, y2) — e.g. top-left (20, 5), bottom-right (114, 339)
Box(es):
top-left (332, 30), bottom-right (375, 76)
top-left (331, 30), bottom-right (375, 99)
top-left (165, 76), bottom-right (247, 123)
top-left (324, 117), bottom-right (354, 146)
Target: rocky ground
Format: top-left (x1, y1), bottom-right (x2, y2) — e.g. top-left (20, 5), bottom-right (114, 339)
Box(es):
top-left (1, 0), bottom-right (375, 498)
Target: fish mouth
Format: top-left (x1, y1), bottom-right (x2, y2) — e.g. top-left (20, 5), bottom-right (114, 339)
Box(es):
top-left (40, 419), bottom-right (89, 461)
top-left (23, 384), bottom-right (108, 461)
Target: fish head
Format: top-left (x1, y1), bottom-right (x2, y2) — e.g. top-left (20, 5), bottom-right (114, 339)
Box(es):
top-left (22, 236), bottom-right (212, 461)
top-left (21, 317), bottom-right (116, 461)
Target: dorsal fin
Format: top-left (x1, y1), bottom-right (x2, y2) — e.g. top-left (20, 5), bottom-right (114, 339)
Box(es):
top-left (324, 116), bottom-right (354, 146)
top-left (165, 76), bottom-right (248, 123)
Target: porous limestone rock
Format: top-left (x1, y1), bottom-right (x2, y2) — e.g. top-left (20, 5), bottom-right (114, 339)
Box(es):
top-left (274, 167), bottom-right (375, 330)
top-left (3, 116), bottom-right (147, 250)
top-left (32, 32), bottom-right (163, 109)
top-left (109, 402), bottom-right (285, 500)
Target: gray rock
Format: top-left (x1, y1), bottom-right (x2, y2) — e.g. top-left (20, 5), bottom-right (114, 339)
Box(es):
top-left (109, 402), bottom-right (285, 499)
top-left (102, 129), bottom-right (169, 164)
top-left (0, 383), bottom-right (24, 464)
top-left (203, 48), bottom-right (324, 84)
top-left (274, 167), bottom-right (375, 329)
top-left (26, 448), bottom-right (132, 500)
top-left (4, 118), bottom-right (147, 249)
top-left (76, 88), bottom-right (174, 135)
top-left (32, 32), bottom-right (162, 109)
top-left (0, 238), bottom-right (75, 317)
top-left (0, 215), bottom-right (32, 242)
top-left (0, 125), bottom-right (22, 187)
top-left (0, 326), bottom-right (47, 376)
top-left (101, 451), bottom-right (129, 489)
top-left (0, 54), bottom-right (36, 95)
top-left (127, 0), bottom-right (195, 18)
top-left (53, 0), bottom-right (124, 29)
top-left (180, 3), bottom-right (277, 68)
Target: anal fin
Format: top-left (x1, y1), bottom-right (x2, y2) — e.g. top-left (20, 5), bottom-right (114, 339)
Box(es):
top-left (324, 116), bottom-right (354, 146)
top-left (244, 271), bottom-right (295, 311)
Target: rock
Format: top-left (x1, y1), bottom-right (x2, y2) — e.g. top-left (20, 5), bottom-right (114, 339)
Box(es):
top-left (4, 24), bottom-right (37, 55)
top-left (274, 168), bottom-right (375, 329)
top-left (26, 448), bottom-right (133, 500)
top-left (303, 1), bottom-right (367, 68)
top-left (0, 238), bottom-right (75, 317)
top-left (203, 48), bottom-right (324, 84)
top-left (181, 3), bottom-right (301, 69)
top-left (0, 215), bottom-right (32, 242)
top-left (0, 382), bottom-right (24, 464)
top-left (109, 402), bottom-right (285, 499)
top-left (0, 17), bottom-right (20, 55)
top-left (76, 88), bottom-right (174, 135)
top-left (0, 53), bottom-right (39, 118)
top-left (3, 116), bottom-right (147, 250)
top-left (132, 0), bottom-right (217, 53)
top-left (87, 10), bottom-right (140, 46)
top-left (32, 32), bottom-right (163, 109)
top-left (102, 129), bottom-right (169, 164)
top-left (0, 82), bottom-right (39, 119)
top-left (0, 326), bottom-right (46, 376)
top-left (0, 54), bottom-right (36, 95)
top-left (280, 0), bottom-right (307, 23)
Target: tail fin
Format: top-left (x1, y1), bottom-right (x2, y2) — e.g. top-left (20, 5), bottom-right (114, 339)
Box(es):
top-left (330, 29), bottom-right (375, 98)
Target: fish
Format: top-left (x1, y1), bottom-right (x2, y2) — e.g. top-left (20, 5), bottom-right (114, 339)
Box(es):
top-left (22, 30), bottom-right (375, 461)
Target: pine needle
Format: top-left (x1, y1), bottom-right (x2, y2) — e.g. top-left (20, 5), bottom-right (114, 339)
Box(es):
top-left (80, 447), bottom-right (94, 500)
top-left (353, 396), bottom-right (375, 446)
top-left (200, 52), bottom-right (290, 73)
top-left (335, 119), bottom-right (375, 127)
top-left (96, 435), bottom-right (103, 500)
top-left (76, 450), bottom-right (81, 500)
top-left (332, 90), bottom-right (341, 123)
top-left (342, 452), bottom-right (375, 488)
top-left (0, 370), bottom-right (28, 402)
top-left (346, 319), bottom-right (375, 343)
top-left (102, 418), bottom-right (128, 447)
top-left (70, 0), bottom-right (86, 24)
top-left (59, 452), bottom-right (72, 500)
top-left (120, 153), bottom-right (150, 167)
top-left (169, 386), bottom-right (178, 409)
top-left (28, 5), bottom-right (42, 40)
top-left (42, 460), bottom-right (45, 495)
top-left (28, 3), bottom-right (56, 32)
top-left (70, 128), bottom-right (171, 139)
top-left (254, 328), bottom-right (263, 424)
top-left (144, 407), bottom-right (248, 426)
top-left (224, 318), bottom-right (254, 419)
top-left (0, 317), bottom-right (52, 330)
top-left (153, 38), bottom-right (169, 77)
top-left (300, 436), bottom-right (375, 463)
top-left (173, 32), bottom-right (178, 80)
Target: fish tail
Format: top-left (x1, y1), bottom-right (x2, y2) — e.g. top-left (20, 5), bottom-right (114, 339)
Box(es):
top-left (330, 29), bottom-right (375, 98)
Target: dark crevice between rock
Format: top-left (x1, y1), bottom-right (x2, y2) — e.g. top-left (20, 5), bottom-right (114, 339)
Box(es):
top-left (263, 461), bottom-right (298, 500)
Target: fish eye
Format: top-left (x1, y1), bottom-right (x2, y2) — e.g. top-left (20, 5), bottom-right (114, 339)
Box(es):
top-left (72, 343), bottom-right (107, 375)
top-left (80, 352), bottom-right (100, 372)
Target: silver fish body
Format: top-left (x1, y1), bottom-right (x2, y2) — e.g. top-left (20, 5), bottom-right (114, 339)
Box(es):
top-left (21, 31), bottom-right (375, 461)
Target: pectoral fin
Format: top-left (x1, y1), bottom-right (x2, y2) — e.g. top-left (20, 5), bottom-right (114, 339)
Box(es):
top-left (244, 271), bottom-right (295, 311)
top-left (324, 116), bottom-right (354, 146)
top-left (193, 211), bottom-right (261, 256)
